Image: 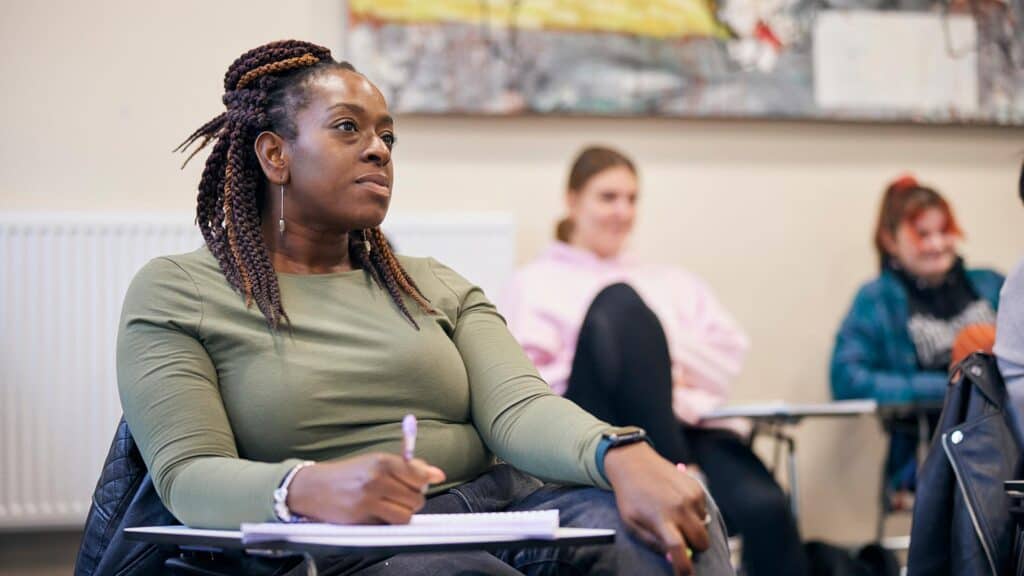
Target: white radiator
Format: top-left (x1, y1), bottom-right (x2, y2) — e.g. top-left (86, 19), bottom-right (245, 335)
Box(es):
top-left (0, 214), bottom-right (202, 529)
top-left (0, 212), bottom-right (514, 529)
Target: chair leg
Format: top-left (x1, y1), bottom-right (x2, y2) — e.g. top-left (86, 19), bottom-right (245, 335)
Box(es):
top-left (877, 452), bottom-right (891, 542)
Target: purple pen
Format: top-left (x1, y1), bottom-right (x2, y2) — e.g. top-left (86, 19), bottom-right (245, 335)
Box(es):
top-left (402, 414), bottom-right (417, 461)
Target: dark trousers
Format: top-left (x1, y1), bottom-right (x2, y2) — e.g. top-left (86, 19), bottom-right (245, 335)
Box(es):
top-left (297, 464), bottom-right (733, 575)
top-left (565, 283), bottom-right (808, 576)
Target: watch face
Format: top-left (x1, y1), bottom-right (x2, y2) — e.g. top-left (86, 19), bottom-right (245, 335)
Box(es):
top-left (607, 429), bottom-right (647, 446)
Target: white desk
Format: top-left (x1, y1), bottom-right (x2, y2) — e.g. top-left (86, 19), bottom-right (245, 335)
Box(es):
top-left (125, 525), bottom-right (615, 576)
top-left (702, 400), bottom-right (877, 422)
top-left (701, 400), bottom-right (878, 519)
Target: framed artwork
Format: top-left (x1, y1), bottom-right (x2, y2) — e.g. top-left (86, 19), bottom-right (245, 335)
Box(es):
top-left (345, 0), bottom-right (1023, 125)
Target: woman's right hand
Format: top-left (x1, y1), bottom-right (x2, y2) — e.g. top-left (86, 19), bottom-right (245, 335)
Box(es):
top-left (286, 453), bottom-right (446, 524)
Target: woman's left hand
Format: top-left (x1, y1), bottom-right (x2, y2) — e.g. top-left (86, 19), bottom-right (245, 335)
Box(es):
top-left (604, 442), bottom-right (711, 576)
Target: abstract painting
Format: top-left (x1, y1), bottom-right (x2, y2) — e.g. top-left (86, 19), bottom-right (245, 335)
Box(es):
top-left (345, 0), bottom-right (1024, 125)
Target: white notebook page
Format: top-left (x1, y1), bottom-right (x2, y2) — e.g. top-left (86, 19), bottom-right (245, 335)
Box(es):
top-left (241, 510), bottom-right (560, 544)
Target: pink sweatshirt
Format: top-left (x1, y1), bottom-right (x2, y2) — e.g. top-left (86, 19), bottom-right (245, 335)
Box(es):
top-left (500, 242), bottom-right (750, 426)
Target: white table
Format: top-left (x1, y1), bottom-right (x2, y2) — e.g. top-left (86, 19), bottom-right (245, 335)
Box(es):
top-left (701, 400), bottom-right (878, 519)
top-left (125, 525), bottom-right (615, 576)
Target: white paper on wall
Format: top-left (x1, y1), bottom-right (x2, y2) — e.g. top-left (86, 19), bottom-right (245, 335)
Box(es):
top-left (813, 11), bottom-right (978, 115)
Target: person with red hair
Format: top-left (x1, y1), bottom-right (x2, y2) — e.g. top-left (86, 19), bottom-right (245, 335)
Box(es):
top-left (831, 175), bottom-right (1004, 498)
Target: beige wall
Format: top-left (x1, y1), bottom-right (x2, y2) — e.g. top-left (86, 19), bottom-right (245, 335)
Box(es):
top-left (4, 0), bottom-right (1023, 548)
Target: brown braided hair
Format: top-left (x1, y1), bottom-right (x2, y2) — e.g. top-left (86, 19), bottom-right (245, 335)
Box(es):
top-left (175, 40), bottom-right (432, 329)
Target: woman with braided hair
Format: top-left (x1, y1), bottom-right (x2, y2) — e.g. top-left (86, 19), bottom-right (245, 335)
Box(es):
top-left (116, 40), bottom-right (733, 575)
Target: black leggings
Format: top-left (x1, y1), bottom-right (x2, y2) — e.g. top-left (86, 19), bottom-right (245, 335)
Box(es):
top-left (565, 283), bottom-right (808, 576)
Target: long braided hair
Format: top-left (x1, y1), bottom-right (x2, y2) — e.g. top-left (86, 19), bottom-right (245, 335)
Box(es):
top-left (175, 40), bottom-right (432, 329)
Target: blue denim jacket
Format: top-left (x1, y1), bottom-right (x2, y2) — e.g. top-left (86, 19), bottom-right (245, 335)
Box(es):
top-left (831, 267), bottom-right (1004, 405)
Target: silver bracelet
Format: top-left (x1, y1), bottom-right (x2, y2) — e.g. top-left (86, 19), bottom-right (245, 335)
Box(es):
top-left (273, 460), bottom-right (315, 523)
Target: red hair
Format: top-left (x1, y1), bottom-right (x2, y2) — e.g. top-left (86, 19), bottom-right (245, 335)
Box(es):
top-left (873, 174), bottom-right (963, 268)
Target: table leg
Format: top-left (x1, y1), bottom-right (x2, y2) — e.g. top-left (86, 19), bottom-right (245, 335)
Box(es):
top-left (770, 423), bottom-right (784, 475)
top-left (916, 412), bottom-right (931, 468)
top-left (784, 434), bottom-right (799, 520)
top-left (765, 424), bottom-right (800, 521)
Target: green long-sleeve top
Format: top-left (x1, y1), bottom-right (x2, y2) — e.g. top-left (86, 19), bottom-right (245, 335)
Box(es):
top-left (117, 247), bottom-right (621, 529)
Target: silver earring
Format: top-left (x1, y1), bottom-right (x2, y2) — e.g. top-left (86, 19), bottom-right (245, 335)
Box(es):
top-left (278, 184), bottom-right (285, 234)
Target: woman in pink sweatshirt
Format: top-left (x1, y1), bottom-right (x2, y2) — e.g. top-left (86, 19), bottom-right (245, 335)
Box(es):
top-left (501, 146), bottom-right (807, 576)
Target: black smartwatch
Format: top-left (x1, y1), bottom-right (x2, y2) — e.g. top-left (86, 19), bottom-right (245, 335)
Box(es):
top-left (595, 427), bottom-right (650, 482)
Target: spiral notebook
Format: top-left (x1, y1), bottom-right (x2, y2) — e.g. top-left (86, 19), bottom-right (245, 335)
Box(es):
top-left (240, 510), bottom-right (560, 544)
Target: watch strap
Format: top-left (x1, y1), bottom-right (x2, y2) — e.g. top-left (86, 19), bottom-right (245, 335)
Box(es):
top-left (596, 427), bottom-right (650, 483)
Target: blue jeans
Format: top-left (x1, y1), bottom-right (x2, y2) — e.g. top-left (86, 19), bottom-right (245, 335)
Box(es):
top-left (303, 464), bottom-right (734, 575)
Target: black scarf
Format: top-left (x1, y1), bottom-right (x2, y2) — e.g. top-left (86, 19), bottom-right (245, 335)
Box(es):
top-left (888, 257), bottom-right (978, 321)
top-left (888, 257), bottom-right (995, 371)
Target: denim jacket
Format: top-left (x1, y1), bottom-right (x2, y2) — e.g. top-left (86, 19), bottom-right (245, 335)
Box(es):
top-left (831, 267), bottom-right (1004, 404)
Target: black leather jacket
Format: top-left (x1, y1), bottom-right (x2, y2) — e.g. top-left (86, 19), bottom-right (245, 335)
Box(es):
top-left (907, 353), bottom-right (1023, 576)
top-left (75, 418), bottom-right (299, 576)
top-left (74, 417), bottom-right (179, 576)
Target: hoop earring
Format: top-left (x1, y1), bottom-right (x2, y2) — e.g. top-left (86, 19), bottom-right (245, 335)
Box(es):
top-left (278, 184), bottom-right (286, 234)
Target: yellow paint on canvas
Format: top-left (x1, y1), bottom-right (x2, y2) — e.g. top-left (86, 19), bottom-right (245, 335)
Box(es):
top-left (348, 0), bottom-right (729, 39)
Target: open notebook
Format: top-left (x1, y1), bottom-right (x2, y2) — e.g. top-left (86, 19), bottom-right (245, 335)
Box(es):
top-left (241, 510), bottom-right (560, 544)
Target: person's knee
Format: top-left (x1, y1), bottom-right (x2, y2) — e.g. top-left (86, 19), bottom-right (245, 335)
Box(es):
top-left (585, 283), bottom-right (660, 334)
top-left (506, 489), bottom-right (668, 575)
top-left (692, 491), bottom-right (736, 575)
top-left (590, 283), bottom-right (645, 315)
top-left (570, 488), bottom-right (733, 574)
